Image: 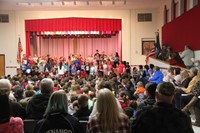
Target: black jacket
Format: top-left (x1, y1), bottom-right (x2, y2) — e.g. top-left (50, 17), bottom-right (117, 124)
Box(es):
top-left (9, 100), bottom-right (26, 119)
top-left (132, 102), bottom-right (194, 133)
top-left (26, 93), bottom-right (50, 120)
top-left (34, 112), bottom-right (82, 133)
top-left (73, 106), bottom-right (91, 120)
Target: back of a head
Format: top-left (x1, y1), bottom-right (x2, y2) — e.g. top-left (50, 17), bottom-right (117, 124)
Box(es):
top-left (0, 79), bottom-right (11, 95)
top-left (97, 89), bottom-right (118, 115)
top-left (150, 64), bottom-right (155, 69)
top-left (156, 82), bottom-right (175, 97)
top-left (189, 67), bottom-right (198, 77)
top-left (26, 84), bottom-right (34, 91)
top-left (44, 90), bottom-right (68, 116)
top-left (96, 88), bottom-right (120, 131)
top-left (137, 81), bottom-right (143, 87)
top-left (78, 94), bottom-right (89, 108)
top-left (40, 78), bottom-right (54, 94)
top-left (97, 81), bottom-right (112, 91)
top-left (155, 66), bottom-right (160, 71)
top-left (145, 82), bottom-right (157, 98)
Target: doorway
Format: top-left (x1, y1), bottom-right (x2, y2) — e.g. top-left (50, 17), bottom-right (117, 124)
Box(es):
top-left (0, 54), bottom-right (5, 77)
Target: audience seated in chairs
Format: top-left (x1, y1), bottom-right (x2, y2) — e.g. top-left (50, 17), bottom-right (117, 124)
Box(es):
top-left (87, 88), bottom-right (131, 132)
top-left (26, 78), bottom-right (54, 120)
top-left (132, 82), bottom-right (194, 133)
top-left (175, 67), bottom-right (199, 110)
top-left (182, 79), bottom-right (200, 127)
top-left (34, 90), bottom-right (82, 133)
top-left (0, 84), bottom-right (23, 133)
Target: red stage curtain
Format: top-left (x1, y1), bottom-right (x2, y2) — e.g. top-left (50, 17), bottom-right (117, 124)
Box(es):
top-left (25, 18), bottom-right (122, 56)
top-left (25, 18), bottom-right (122, 32)
top-left (26, 32), bottom-right (31, 56)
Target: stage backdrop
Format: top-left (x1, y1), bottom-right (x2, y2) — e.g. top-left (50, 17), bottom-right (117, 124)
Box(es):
top-left (30, 32), bottom-right (121, 59)
top-left (162, 4), bottom-right (200, 52)
top-left (25, 17), bottom-right (122, 58)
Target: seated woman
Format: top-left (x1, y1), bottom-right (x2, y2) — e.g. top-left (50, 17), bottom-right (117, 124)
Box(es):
top-left (87, 88), bottom-right (131, 132)
top-left (0, 91), bottom-right (23, 133)
top-left (34, 90), bottom-right (82, 133)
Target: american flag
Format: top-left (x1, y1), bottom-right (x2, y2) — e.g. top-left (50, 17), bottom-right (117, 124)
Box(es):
top-left (17, 38), bottom-right (23, 64)
top-left (145, 48), bottom-right (155, 64)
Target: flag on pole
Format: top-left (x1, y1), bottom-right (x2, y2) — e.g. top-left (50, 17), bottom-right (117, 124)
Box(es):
top-left (17, 38), bottom-right (23, 64)
top-left (154, 32), bottom-right (161, 58)
top-left (145, 32), bottom-right (161, 64)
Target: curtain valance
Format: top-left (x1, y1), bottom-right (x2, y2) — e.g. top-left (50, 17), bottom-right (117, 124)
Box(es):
top-left (25, 17), bottom-right (122, 32)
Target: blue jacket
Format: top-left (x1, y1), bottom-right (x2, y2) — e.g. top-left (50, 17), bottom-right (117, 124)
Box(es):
top-left (150, 70), bottom-right (164, 84)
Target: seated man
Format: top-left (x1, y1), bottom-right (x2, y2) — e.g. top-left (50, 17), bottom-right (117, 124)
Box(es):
top-left (132, 82), bottom-right (194, 133)
top-left (26, 78), bottom-right (54, 120)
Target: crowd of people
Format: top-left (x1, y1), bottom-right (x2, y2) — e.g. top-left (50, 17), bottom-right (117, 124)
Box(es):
top-left (0, 49), bottom-right (200, 133)
top-left (157, 45), bottom-right (200, 69)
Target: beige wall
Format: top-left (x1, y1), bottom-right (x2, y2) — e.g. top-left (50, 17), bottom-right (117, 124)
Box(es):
top-left (0, 9), bottom-right (158, 76)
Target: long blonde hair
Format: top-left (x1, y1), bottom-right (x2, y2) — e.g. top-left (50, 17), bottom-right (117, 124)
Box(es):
top-left (96, 88), bottom-right (120, 132)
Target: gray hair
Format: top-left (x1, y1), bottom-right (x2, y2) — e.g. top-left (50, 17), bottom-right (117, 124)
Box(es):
top-left (0, 79), bottom-right (11, 95)
top-left (40, 78), bottom-right (54, 94)
top-left (44, 90), bottom-right (68, 116)
top-left (190, 67), bottom-right (198, 76)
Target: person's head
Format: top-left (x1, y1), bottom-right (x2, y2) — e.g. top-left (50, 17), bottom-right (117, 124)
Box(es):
top-left (144, 65), bottom-right (149, 70)
top-left (44, 90), bottom-right (68, 116)
top-left (0, 79), bottom-right (11, 96)
top-left (96, 88), bottom-right (120, 131)
top-left (184, 45), bottom-right (190, 50)
top-left (155, 66), bottom-right (160, 71)
top-left (26, 84), bottom-right (34, 91)
top-left (180, 70), bottom-right (189, 80)
top-left (139, 65), bottom-right (143, 70)
top-left (156, 82), bottom-right (175, 104)
top-left (145, 82), bottom-right (157, 98)
top-left (149, 64), bottom-right (155, 70)
top-left (40, 78), bottom-right (54, 94)
top-left (96, 81), bottom-right (112, 92)
top-left (188, 67), bottom-right (198, 78)
top-left (78, 94), bottom-right (88, 108)
top-left (197, 69), bottom-right (200, 80)
top-left (0, 93), bottom-right (10, 121)
top-left (174, 67), bottom-right (181, 75)
top-left (137, 81), bottom-right (143, 88)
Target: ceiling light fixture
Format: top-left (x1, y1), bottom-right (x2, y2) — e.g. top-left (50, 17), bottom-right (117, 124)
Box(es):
top-left (124, 0), bottom-right (126, 5)
top-left (100, 0), bottom-right (102, 5)
top-left (112, 0), bottom-right (115, 5)
top-left (62, 1), bottom-right (65, 5)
